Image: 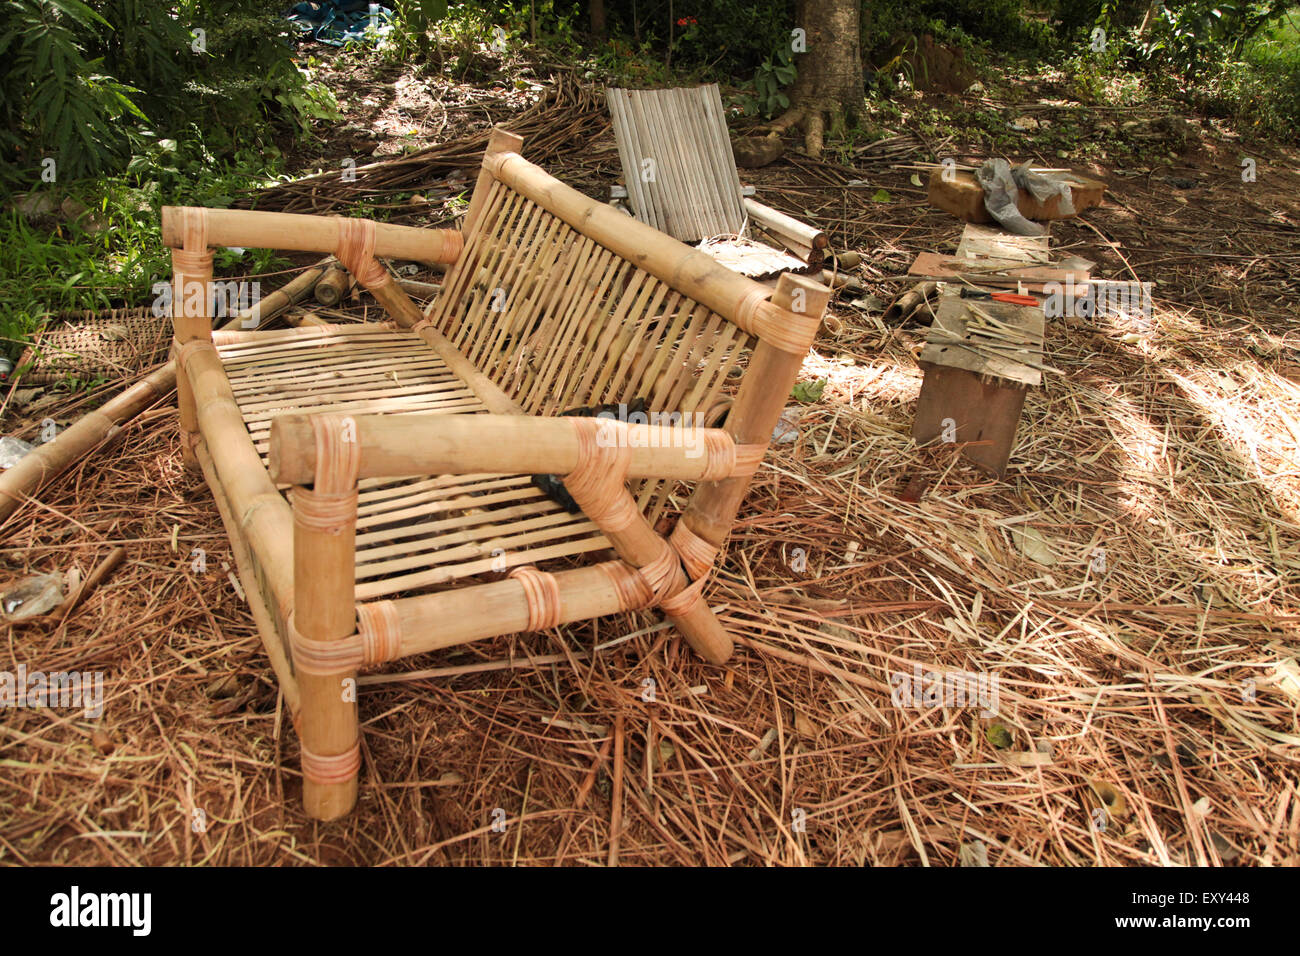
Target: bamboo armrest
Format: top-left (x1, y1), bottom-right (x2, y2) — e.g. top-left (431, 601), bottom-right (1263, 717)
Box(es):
top-left (160, 206), bottom-right (462, 265)
top-left (268, 412), bottom-right (761, 487)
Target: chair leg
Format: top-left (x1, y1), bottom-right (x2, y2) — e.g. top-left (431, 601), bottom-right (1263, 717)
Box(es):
top-left (290, 417), bottom-right (362, 820)
top-left (171, 245), bottom-right (214, 470)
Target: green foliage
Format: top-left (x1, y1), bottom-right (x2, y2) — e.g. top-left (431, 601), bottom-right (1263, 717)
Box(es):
top-left (737, 46), bottom-right (797, 118)
top-left (0, 0), bottom-right (336, 186)
top-left (0, 0), bottom-right (147, 181)
top-left (0, 137), bottom-right (287, 356)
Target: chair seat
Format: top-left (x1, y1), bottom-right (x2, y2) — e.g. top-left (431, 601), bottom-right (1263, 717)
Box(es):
top-left (216, 326), bottom-right (610, 599)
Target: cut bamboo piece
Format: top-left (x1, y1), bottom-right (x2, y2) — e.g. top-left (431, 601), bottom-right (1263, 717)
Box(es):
top-left (744, 198), bottom-right (829, 259)
top-left (313, 264), bottom-right (353, 307)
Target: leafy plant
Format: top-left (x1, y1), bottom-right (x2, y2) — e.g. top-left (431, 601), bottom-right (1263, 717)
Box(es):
top-left (739, 46), bottom-right (797, 118)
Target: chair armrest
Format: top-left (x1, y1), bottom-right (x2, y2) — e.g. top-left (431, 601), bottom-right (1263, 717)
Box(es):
top-left (269, 412), bottom-right (760, 486)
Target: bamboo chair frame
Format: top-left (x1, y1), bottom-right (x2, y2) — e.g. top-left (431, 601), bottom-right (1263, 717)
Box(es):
top-left (163, 128), bottom-right (829, 820)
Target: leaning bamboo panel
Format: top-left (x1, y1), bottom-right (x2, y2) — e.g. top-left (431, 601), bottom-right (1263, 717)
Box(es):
top-left (606, 84), bottom-right (746, 241)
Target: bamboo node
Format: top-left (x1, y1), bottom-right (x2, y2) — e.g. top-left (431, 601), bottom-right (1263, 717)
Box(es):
top-left (301, 739), bottom-right (361, 786)
top-left (508, 566), bottom-right (563, 631)
top-left (670, 520), bottom-right (719, 580)
top-left (356, 600), bottom-right (403, 665)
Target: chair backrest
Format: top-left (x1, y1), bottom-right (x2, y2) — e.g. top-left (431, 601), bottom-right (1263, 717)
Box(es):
top-left (606, 84), bottom-right (746, 243)
top-left (425, 132), bottom-right (825, 523)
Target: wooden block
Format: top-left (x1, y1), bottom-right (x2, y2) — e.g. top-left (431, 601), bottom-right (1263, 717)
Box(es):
top-left (906, 251), bottom-right (1090, 290)
top-left (913, 365), bottom-right (1028, 477)
top-left (928, 169), bottom-right (1106, 224)
top-left (913, 294), bottom-right (1043, 476)
top-left (918, 295), bottom-right (1043, 389)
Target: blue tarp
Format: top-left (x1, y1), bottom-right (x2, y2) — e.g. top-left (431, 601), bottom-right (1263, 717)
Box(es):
top-left (287, 1), bottom-right (394, 46)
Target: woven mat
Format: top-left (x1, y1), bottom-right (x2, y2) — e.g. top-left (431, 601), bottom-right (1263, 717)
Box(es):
top-left (18, 308), bottom-right (171, 384)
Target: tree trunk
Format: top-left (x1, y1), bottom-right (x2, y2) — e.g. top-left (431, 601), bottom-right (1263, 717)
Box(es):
top-left (773, 0), bottom-right (862, 158)
top-left (590, 0), bottom-right (606, 38)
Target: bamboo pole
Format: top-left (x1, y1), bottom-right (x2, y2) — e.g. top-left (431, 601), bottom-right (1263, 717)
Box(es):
top-left (0, 364), bottom-right (176, 524)
top-left (681, 273), bottom-right (830, 549)
top-left (181, 342), bottom-right (296, 618)
top-left (172, 246), bottom-right (213, 466)
top-left (744, 198), bottom-right (828, 258)
top-left (195, 440), bottom-right (301, 716)
top-left (291, 416), bottom-right (361, 820)
top-left (160, 207), bottom-right (462, 265)
top-left (363, 562), bottom-right (636, 658)
top-left (269, 413), bottom-right (740, 486)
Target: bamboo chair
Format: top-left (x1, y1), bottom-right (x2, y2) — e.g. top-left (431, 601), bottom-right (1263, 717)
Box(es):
top-left (606, 84), bottom-right (829, 279)
top-left (163, 128), bottom-right (829, 820)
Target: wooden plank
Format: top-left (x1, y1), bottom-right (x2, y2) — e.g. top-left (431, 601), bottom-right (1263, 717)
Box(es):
top-left (906, 251), bottom-right (1090, 290)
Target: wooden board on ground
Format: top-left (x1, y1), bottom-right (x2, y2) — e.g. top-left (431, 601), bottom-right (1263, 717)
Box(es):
top-left (928, 168), bottom-right (1106, 224)
top-left (956, 222), bottom-right (1052, 261)
top-left (906, 251), bottom-right (1091, 290)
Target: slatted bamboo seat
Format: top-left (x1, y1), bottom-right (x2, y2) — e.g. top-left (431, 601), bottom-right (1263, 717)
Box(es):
top-left (163, 128), bottom-right (829, 819)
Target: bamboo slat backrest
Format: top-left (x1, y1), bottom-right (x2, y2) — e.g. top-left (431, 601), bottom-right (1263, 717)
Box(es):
top-left (606, 84), bottom-right (746, 242)
top-left (429, 176), bottom-right (754, 425)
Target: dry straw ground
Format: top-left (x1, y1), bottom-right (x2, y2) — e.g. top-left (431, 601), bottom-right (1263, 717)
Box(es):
top-left (2, 73), bottom-right (1298, 866)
